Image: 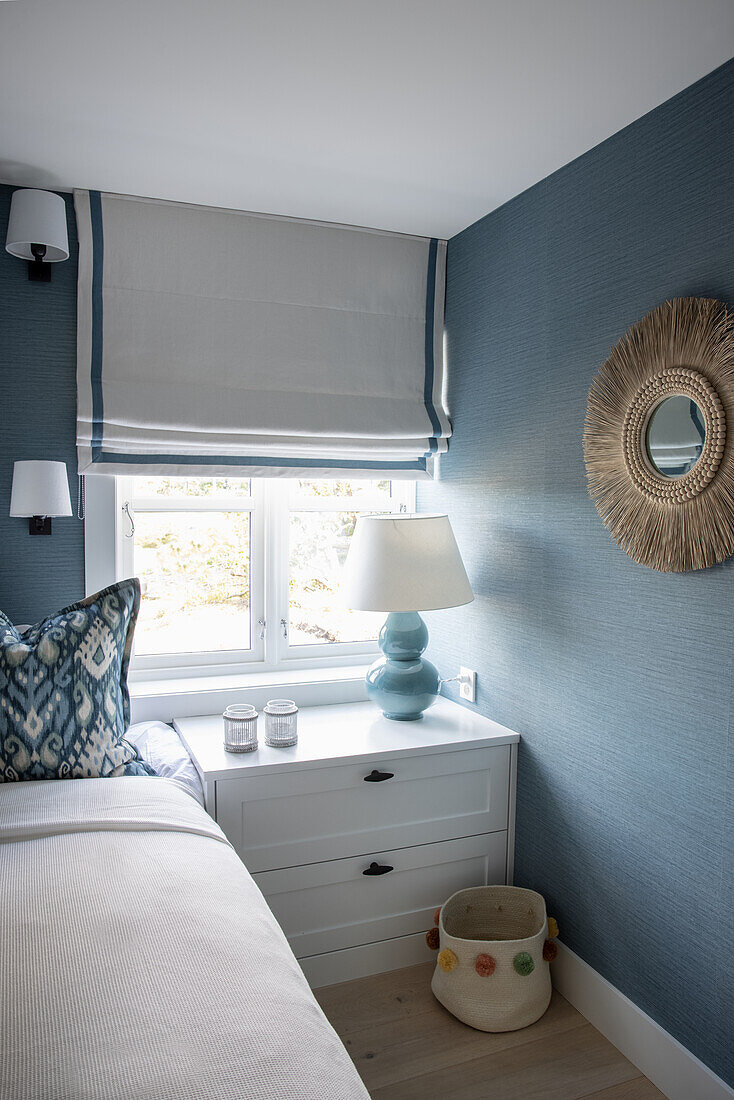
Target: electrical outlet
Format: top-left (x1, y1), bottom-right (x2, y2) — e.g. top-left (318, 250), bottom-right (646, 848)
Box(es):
top-left (459, 667), bottom-right (476, 702)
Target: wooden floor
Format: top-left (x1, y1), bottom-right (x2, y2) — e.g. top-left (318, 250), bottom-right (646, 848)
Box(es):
top-left (315, 962), bottom-right (666, 1100)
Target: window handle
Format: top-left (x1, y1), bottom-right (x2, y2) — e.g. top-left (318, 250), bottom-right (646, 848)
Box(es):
top-left (364, 769), bottom-right (394, 783)
top-left (362, 861), bottom-right (393, 876)
top-left (257, 618), bottom-right (266, 641)
top-left (122, 501), bottom-right (135, 538)
top-left (280, 618), bottom-right (288, 639)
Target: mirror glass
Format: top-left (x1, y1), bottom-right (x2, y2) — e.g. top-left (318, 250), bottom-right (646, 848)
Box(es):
top-left (645, 395), bottom-right (706, 478)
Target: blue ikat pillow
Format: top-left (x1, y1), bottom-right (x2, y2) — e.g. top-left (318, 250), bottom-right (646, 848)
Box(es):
top-left (0, 578), bottom-right (143, 782)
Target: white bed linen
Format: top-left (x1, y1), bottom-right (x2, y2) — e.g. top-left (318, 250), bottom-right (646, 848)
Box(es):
top-left (126, 720), bottom-right (205, 806)
top-left (0, 777), bottom-right (368, 1100)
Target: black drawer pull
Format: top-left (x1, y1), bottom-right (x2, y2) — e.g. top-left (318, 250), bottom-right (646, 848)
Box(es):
top-left (364, 769), bottom-right (394, 783)
top-left (363, 861), bottom-right (394, 876)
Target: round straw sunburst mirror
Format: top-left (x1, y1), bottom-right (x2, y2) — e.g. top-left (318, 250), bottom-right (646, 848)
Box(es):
top-left (584, 298), bottom-right (734, 572)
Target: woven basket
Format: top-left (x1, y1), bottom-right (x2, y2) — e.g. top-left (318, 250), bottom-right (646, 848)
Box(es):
top-left (431, 885), bottom-right (553, 1032)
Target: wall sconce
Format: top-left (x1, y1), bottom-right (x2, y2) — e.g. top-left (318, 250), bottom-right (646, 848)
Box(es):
top-left (10, 461), bottom-right (72, 535)
top-left (5, 189), bottom-right (69, 282)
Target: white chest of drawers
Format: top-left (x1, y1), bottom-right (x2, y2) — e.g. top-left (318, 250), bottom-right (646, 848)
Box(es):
top-left (174, 699), bottom-right (519, 987)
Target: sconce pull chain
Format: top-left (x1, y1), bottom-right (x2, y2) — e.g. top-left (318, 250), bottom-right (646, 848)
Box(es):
top-left (77, 475), bottom-right (85, 520)
top-left (122, 501), bottom-right (135, 538)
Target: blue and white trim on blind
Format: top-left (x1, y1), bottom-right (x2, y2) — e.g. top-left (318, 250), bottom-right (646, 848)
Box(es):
top-left (75, 190), bottom-right (450, 480)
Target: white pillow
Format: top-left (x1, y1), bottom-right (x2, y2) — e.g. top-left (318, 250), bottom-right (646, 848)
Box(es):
top-left (125, 721), bottom-right (205, 807)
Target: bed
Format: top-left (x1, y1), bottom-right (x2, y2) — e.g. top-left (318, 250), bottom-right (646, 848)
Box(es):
top-left (0, 774), bottom-right (369, 1100)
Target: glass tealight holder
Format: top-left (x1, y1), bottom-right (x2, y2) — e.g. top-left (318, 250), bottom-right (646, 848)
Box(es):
top-left (222, 704), bottom-right (258, 753)
top-left (263, 699), bottom-right (298, 748)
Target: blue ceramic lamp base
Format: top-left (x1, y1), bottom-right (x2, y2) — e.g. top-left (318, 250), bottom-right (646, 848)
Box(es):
top-left (366, 611), bottom-right (439, 721)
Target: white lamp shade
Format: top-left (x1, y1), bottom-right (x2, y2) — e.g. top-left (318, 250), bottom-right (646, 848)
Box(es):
top-left (341, 513), bottom-right (474, 612)
top-left (5, 189), bottom-right (69, 263)
top-left (10, 461), bottom-right (72, 518)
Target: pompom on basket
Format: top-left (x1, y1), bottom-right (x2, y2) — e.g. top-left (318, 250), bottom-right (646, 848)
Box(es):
top-left (429, 886), bottom-right (557, 1032)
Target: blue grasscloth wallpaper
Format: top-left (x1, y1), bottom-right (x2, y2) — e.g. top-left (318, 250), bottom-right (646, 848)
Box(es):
top-left (0, 185), bottom-right (83, 623)
top-left (419, 61), bottom-right (734, 1084)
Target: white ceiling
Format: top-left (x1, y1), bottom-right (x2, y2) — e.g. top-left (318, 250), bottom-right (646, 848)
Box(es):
top-left (1, 1), bottom-right (733, 238)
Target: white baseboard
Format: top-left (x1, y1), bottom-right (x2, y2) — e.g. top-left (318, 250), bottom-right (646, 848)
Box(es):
top-left (300, 931), bottom-right (430, 988)
top-left (553, 942), bottom-right (733, 1100)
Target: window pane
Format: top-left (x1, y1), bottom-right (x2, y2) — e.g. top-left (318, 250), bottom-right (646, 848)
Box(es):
top-left (293, 479), bottom-right (391, 500)
top-left (289, 510), bottom-right (383, 645)
top-left (134, 512), bottom-right (250, 654)
top-left (133, 476), bottom-right (251, 499)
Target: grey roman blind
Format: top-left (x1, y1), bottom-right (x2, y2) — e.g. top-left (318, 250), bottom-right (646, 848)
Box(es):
top-left (75, 190), bottom-right (449, 479)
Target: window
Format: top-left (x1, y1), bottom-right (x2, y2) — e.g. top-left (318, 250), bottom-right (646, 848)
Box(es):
top-left (109, 477), bottom-right (414, 676)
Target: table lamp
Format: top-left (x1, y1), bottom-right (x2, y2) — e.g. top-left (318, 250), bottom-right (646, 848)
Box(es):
top-left (341, 513), bottom-right (473, 721)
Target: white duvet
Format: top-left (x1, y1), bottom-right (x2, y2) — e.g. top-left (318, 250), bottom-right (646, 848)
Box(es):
top-left (0, 777), bottom-right (368, 1100)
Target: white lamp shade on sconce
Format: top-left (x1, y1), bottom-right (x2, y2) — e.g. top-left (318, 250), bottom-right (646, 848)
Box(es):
top-left (341, 513), bottom-right (474, 613)
top-left (5, 189), bottom-right (69, 263)
top-left (10, 461), bottom-right (72, 518)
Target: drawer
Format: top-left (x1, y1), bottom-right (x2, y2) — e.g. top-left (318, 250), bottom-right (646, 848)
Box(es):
top-left (253, 831), bottom-right (507, 958)
top-left (216, 744), bottom-right (510, 872)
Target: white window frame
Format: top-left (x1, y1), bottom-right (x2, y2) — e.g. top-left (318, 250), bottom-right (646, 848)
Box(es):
top-left (84, 474), bottom-right (415, 683)
top-left (118, 477), bottom-right (266, 677)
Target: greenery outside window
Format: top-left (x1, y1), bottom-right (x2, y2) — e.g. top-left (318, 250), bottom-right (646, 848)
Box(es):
top-left (114, 476), bottom-right (415, 677)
